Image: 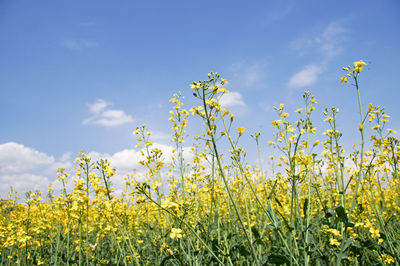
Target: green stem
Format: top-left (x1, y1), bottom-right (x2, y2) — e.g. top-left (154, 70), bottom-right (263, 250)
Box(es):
top-left (350, 76), bottom-right (365, 217)
top-left (201, 87), bottom-right (259, 264)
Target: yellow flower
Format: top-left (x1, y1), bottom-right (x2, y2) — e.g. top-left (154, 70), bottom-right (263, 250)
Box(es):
top-left (340, 76), bottom-right (348, 83)
top-left (89, 243), bottom-right (97, 251)
top-left (354, 60), bottom-right (367, 68)
top-left (217, 87), bottom-right (229, 93)
top-left (280, 112), bottom-right (289, 118)
top-left (310, 127), bottom-right (316, 134)
top-left (190, 83), bottom-right (200, 90)
top-left (271, 120), bottom-right (282, 127)
top-left (170, 228), bottom-right (183, 239)
top-left (237, 127), bottom-right (246, 136)
top-left (382, 254), bottom-right (395, 264)
top-left (371, 125), bottom-right (380, 130)
top-left (328, 228), bottom-right (341, 237)
top-left (37, 259), bottom-right (46, 265)
top-left (136, 195), bottom-right (146, 203)
top-left (370, 227), bottom-right (380, 238)
top-left (152, 181), bottom-right (162, 190)
top-left (368, 103), bottom-right (374, 112)
top-left (145, 141), bottom-right (153, 147)
top-left (329, 238), bottom-right (340, 247)
top-left (353, 60), bottom-right (367, 73)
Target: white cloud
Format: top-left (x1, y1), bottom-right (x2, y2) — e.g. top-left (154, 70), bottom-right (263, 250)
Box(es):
top-left (0, 142), bottom-right (55, 174)
top-left (0, 142), bottom-right (71, 197)
top-left (88, 143), bottom-right (192, 175)
top-left (88, 99), bottom-right (109, 114)
top-left (86, 143), bottom-right (194, 195)
top-left (219, 91), bottom-right (246, 107)
top-left (287, 64), bottom-right (323, 89)
top-left (0, 141), bottom-right (194, 198)
top-left (83, 99), bottom-right (134, 127)
top-left (291, 21), bottom-right (348, 58)
top-left (44, 152), bottom-right (73, 175)
top-left (60, 40), bottom-right (98, 50)
top-left (2, 173), bottom-right (50, 196)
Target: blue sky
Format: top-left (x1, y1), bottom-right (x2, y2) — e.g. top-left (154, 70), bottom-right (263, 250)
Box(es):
top-left (1, 0), bottom-right (399, 196)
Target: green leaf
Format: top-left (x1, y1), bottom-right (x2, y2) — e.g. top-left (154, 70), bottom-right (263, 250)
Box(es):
top-left (334, 206), bottom-right (349, 223)
top-left (343, 238), bottom-right (354, 252)
top-left (251, 226), bottom-right (261, 239)
top-left (237, 245), bottom-right (250, 257)
top-left (263, 254), bottom-right (290, 265)
top-left (325, 211), bottom-right (334, 218)
top-left (303, 198), bottom-right (309, 217)
top-left (160, 255), bottom-right (175, 266)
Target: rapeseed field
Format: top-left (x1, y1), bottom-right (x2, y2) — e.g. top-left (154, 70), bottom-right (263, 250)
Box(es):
top-left (1, 60), bottom-right (399, 265)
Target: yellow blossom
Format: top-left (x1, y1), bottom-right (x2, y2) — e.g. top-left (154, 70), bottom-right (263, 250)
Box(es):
top-left (371, 125), bottom-right (380, 130)
top-left (280, 112), bottom-right (289, 118)
top-left (170, 228), bottom-right (183, 239)
top-left (237, 127), bottom-right (246, 136)
top-left (370, 227), bottom-right (380, 238)
top-left (353, 60), bottom-right (367, 73)
top-left (340, 76), bottom-right (348, 83)
top-left (271, 120), bottom-right (282, 127)
top-left (329, 238), bottom-right (340, 247)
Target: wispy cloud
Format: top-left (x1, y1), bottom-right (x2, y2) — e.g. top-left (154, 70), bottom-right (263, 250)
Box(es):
top-left (261, 4), bottom-right (294, 26)
top-left (228, 61), bottom-right (267, 90)
top-left (287, 21), bottom-right (348, 89)
top-left (60, 39), bottom-right (98, 50)
top-left (219, 91), bottom-right (246, 107)
top-left (83, 99), bottom-right (134, 127)
top-left (287, 64), bottom-right (323, 89)
top-left (291, 21), bottom-right (349, 58)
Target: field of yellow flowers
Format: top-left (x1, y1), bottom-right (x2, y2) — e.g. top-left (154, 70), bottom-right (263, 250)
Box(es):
top-left (1, 61), bottom-right (399, 265)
